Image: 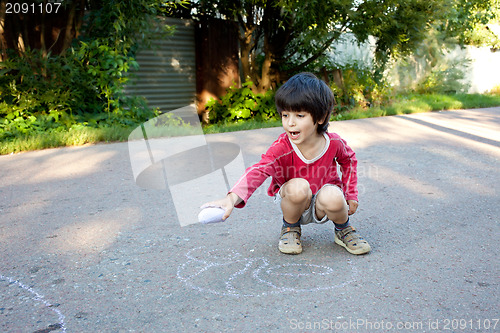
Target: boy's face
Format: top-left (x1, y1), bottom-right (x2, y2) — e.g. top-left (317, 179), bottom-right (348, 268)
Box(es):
top-left (281, 110), bottom-right (321, 145)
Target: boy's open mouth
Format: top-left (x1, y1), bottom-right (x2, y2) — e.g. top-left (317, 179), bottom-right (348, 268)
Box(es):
top-left (289, 131), bottom-right (300, 140)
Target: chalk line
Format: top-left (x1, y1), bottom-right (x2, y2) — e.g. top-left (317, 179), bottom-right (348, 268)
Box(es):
top-left (0, 274), bottom-right (66, 332)
top-left (177, 247), bottom-right (358, 297)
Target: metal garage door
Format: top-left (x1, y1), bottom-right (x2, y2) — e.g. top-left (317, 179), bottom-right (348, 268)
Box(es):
top-left (126, 18), bottom-right (196, 113)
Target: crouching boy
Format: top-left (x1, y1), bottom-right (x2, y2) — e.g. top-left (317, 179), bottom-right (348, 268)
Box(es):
top-left (202, 72), bottom-right (371, 255)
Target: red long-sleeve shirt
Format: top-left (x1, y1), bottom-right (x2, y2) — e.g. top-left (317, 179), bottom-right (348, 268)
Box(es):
top-left (230, 132), bottom-right (358, 208)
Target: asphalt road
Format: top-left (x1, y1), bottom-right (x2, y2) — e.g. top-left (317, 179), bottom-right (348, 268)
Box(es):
top-left (1, 108), bottom-right (499, 332)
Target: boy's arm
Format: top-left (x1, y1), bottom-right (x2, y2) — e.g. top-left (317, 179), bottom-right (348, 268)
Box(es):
top-left (228, 150), bottom-right (281, 208)
top-left (202, 135), bottom-right (286, 215)
top-left (200, 152), bottom-right (276, 219)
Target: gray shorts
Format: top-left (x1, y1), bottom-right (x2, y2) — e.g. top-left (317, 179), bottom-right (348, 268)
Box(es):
top-left (274, 184), bottom-right (338, 225)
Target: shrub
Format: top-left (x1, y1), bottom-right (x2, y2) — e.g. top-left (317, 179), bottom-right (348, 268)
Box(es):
top-left (205, 81), bottom-right (278, 124)
top-left (488, 85), bottom-right (500, 95)
top-left (387, 30), bottom-right (472, 95)
top-left (0, 44), bottom-right (157, 140)
top-left (328, 63), bottom-right (392, 110)
top-left (414, 57), bottom-right (470, 94)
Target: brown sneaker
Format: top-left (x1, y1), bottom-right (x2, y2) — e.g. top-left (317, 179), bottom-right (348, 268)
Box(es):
top-left (334, 226), bottom-right (371, 255)
top-left (278, 226), bottom-right (302, 254)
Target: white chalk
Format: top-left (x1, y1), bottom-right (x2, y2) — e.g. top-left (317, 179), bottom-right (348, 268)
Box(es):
top-left (198, 207), bottom-right (225, 224)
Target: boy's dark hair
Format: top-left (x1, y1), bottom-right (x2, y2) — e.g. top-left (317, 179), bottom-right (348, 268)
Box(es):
top-left (275, 72), bottom-right (335, 134)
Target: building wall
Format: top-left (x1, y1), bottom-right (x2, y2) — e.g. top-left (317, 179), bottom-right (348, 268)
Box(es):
top-left (464, 46), bottom-right (500, 93)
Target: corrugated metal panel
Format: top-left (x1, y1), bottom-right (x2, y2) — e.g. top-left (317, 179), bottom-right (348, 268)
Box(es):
top-left (126, 18), bottom-right (196, 113)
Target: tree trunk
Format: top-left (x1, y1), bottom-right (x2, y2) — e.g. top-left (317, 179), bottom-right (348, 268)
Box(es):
top-left (332, 68), bottom-right (344, 91)
top-left (60, 0), bottom-right (77, 55)
top-left (10, 12), bottom-right (25, 54)
top-left (0, 1), bottom-right (6, 61)
top-left (258, 3), bottom-right (294, 90)
top-left (239, 30), bottom-right (253, 83)
top-left (74, 0), bottom-right (86, 39)
top-left (258, 32), bottom-right (273, 93)
top-left (40, 1), bottom-right (47, 57)
top-left (0, 0), bottom-right (85, 58)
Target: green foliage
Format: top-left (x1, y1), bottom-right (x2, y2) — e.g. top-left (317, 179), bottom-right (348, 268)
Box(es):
top-left (0, 125), bottom-right (134, 155)
top-left (388, 28), bottom-right (472, 94)
top-left (439, 0), bottom-right (500, 48)
top-left (416, 60), bottom-right (470, 94)
top-left (0, 49), bottom-right (76, 140)
top-left (0, 1), bottom-right (188, 141)
top-left (382, 0), bottom-right (499, 93)
top-left (75, 39), bottom-right (139, 113)
top-left (323, 64), bottom-right (392, 112)
top-left (331, 93), bottom-right (500, 121)
top-left (206, 66), bottom-right (392, 125)
top-left (82, 0), bottom-right (182, 52)
top-left (0, 46), bottom-right (157, 141)
top-left (206, 82), bottom-right (278, 123)
top-left (177, 0), bottom-right (445, 92)
top-left (467, 25), bottom-right (500, 50)
top-left (2, 92), bottom-right (500, 154)
top-left (488, 84), bottom-right (500, 95)
top-left (364, 0), bottom-right (442, 66)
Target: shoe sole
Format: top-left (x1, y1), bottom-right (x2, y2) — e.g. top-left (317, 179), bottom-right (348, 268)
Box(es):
top-left (334, 236), bottom-right (371, 255)
top-left (278, 244), bottom-right (302, 254)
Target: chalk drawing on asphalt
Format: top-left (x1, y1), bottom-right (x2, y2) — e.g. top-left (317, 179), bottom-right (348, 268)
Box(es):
top-left (0, 274), bottom-right (66, 332)
top-left (177, 247), bottom-right (357, 297)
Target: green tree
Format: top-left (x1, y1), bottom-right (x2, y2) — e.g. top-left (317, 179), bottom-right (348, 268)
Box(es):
top-left (0, 0), bottom-right (185, 139)
top-left (440, 0), bottom-right (500, 49)
top-left (82, 0), bottom-right (180, 55)
top-left (74, 0), bottom-right (182, 113)
top-left (386, 0), bottom-right (500, 94)
top-left (0, 0), bottom-right (184, 58)
top-left (170, 0), bottom-right (448, 92)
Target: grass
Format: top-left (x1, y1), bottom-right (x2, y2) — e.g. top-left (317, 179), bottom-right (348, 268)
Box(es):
top-left (0, 126), bottom-right (133, 155)
top-left (202, 118), bottom-right (282, 134)
top-left (1, 93), bottom-right (500, 155)
top-left (332, 93), bottom-right (500, 121)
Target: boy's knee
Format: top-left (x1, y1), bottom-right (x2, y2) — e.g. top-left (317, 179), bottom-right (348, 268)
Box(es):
top-left (316, 185), bottom-right (347, 212)
top-left (282, 178), bottom-right (312, 203)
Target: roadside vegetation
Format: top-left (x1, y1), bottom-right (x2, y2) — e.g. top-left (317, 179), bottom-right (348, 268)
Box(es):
top-left (2, 91), bottom-right (499, 155)
top-left (1, 0), bottom-right (499, 155)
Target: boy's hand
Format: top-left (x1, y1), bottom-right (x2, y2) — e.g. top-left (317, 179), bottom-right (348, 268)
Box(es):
top-left (347, 200), bottom-right (358, 215)
top-left (201, 192), bottom-right (241, 221)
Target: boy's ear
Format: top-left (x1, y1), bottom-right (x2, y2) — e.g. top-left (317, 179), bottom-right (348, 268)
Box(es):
top-left (320, 113), bottom-right (330, 125)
